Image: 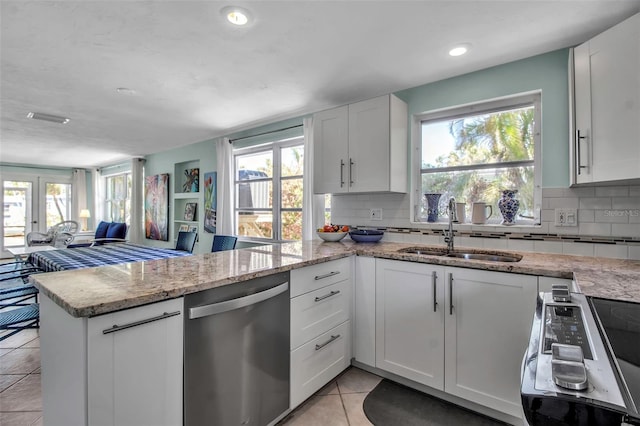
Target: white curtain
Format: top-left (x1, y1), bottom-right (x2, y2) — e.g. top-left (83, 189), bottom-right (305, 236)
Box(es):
top-left (216, 137), bottom-right (234, 235)
top-left (72, 169), bottom-right (87, 221)
top-left (92, 168), bottom-right (104, 226)
top-left (129, 158), bottom-right (145, 244)
top-left (302, 116), bottom-right (325, 240)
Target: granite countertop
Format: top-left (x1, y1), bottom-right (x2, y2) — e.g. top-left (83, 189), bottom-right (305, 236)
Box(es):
top-left (31, 240), bottom-right (640, 318)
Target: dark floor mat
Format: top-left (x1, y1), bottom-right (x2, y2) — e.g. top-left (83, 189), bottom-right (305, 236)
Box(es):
top-left (363, 379), bottom-right (507, 426)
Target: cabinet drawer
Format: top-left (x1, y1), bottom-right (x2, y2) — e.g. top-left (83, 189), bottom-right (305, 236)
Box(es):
top-left (290, 257), bottom-right (351, 297)
top-left (291, 279), bottom-right (351, 349)
top-left (290, 320), bottom-right (351, 409)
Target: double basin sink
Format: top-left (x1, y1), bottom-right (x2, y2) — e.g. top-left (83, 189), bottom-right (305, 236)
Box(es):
top-left (397, 247), bottom-right (522, 263)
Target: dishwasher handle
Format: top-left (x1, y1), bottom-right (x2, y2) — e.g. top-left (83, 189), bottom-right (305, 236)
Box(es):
top-left (189, 281), bottom-right (289, 319)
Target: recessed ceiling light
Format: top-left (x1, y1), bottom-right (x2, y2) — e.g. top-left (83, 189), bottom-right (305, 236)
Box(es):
top-left (222, 6), bottom-right (251, 26)
top-left (449, 44), bottom-right (471, 57)
top-left (27, 112), bottom-right (70, 124)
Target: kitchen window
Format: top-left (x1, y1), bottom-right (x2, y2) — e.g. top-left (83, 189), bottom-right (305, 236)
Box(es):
top-left (104, 173), bottom-right (131, 224)
top-left (413, 92), bottom-right (541, 224)
top-left (234, 137), bottom-right (304, 241)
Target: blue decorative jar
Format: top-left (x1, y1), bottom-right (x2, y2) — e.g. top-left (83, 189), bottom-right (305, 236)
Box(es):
top-left (424, 193), bottom-right (442, 222)
top-left (498, 189), bottom-right (519, 225)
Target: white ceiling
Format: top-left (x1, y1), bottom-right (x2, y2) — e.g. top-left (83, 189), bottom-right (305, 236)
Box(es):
top-left (1, 1), bottom-right (639, 169)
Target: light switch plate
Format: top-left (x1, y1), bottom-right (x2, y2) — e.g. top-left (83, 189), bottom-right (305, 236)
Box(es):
top-left (555, 208), bottom-right (578, 227)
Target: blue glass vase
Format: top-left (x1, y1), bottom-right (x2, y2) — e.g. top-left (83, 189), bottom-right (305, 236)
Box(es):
top-left (498, 189), bottom-right (520, 225)
top-left (424, 193), bottom-right (441, 222)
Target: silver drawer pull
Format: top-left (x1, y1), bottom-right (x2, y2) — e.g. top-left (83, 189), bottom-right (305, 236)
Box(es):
top-left (314, 271), bottom-right (340, 281)
top-left (103, 311), bottom-right (181, 334)
top-left (315, 334), bottom-right (341, 351)
top-left (315, 290), bottom-right (340, 302)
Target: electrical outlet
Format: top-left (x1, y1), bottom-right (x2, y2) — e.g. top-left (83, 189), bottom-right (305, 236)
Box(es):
top-left (555, 208), bottom-right (578, 227)
top-left (370, 208), bottom-right (382, 221)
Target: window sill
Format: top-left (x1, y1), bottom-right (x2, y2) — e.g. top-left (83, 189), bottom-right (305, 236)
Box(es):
top-left (409, 220), bottom-right (545, 233)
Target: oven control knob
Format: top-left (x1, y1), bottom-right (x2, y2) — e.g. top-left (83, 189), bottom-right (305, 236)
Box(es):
top-left (552, 283), bottom-right (571, 302)
top-left (551, 343), bottom-right (588, 390)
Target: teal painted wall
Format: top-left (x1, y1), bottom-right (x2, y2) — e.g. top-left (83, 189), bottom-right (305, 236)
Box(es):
top-left (143, 117), bottom-right (305, 251)
top-left (0, 164), bottom-right (94, 227)
top-left (144, 138), bottom-right (217, 251)
top-left (395, 48), bottom-right (571, 187)
top-left (143, 48), bottom-right (572, 248)
top-left (1, 163), bottom-right (75, 177)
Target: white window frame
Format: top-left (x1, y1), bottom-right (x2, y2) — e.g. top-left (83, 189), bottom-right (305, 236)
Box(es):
top-left (233, 136), bottom-right (304, 242)
top-left (103, 172), bottom-right (132, 224)
top-left (410, 91), bottom-right (542, 225)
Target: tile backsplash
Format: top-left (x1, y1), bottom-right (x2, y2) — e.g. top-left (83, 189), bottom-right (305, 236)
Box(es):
top-left (331, 185), bottom-right (640, 260)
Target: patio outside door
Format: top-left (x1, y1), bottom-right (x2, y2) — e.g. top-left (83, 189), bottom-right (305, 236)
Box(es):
top-left (1, 174), bottom-right (72, 257)
top-left (2, 179), bottom-right (36, 254)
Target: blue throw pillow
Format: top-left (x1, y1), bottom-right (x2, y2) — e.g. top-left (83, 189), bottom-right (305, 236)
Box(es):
top-left (95, 221), bottom-right (110, 239)
top-left (106, 222), bottom-right (127, 239)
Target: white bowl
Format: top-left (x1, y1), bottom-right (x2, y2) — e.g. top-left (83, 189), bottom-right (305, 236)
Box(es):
top-left (316, 231), bottom-right (347, 242)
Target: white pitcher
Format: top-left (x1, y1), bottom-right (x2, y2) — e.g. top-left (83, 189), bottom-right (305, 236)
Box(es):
top-left (471, 202), bottom-right (493, 224)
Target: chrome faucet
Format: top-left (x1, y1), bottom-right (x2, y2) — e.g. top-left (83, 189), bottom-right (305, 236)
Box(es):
top-left (444, 197), bottom-right (457, 253)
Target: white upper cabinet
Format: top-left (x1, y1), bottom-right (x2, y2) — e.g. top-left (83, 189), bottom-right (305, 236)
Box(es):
top-left (313, 94), bottom-right (408, 194)
top-left (572, 13), bottom-right (640, 185)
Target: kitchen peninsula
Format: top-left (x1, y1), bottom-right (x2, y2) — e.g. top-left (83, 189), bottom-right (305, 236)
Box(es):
top-left (32, 240), bottom-right (640, 425)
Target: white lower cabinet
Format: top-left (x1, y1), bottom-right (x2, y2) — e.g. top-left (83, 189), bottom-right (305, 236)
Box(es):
top-left (375, 259), bottom-right (445, 389)
top-left (87, 298), bottom-right (184, 426)
top-left (290, 278), bottom-right (351, 349)
top-left (290, 321), bottom-right (351, 408)
top-left (354, 256), bottom-right (376, 367)
top-left (40, 294), bottom-right (184, 426)
top-left (290, 259), bottom-right (352, 409)
top-left (444, 267), bottom-right (537, 418)
top-left (374, 259), bottom-right (537, 418)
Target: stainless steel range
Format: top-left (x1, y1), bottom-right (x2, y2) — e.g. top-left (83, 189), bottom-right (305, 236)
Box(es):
top-left (521, 284), bottom-right (640, 426)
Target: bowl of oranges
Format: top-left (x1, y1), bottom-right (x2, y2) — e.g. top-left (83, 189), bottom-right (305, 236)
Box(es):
top-left (316, 224), bottom-right (349, 242)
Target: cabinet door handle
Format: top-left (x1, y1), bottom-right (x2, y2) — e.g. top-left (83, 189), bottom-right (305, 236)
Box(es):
top-left (349, 158), bottom-right (355, 186)
top-left (340, 160), bottom-right (345, 187)
top-left (315, 334), bottom-right (340, 351)
top-left (576, 130), bottom-right (587, 175)
top-left (448, 273), bottom-right (454, 315)
top-left (314, 271), bottom-right (340, 281)
top-left (315, 290), bottom-right (340, 302)
top-left (103, 311), bottom-right (181, 334)
top-left (432, 271), bottom-right (438, 312)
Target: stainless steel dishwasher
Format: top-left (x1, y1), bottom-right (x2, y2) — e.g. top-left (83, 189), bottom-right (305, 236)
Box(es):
top-left (184, 272), bottom-right (290, 426)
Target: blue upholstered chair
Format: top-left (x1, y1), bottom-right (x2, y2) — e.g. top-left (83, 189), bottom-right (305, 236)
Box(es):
top-left (212, 235), bottom-right (237, 252)
top-left (175, 231), bottom-right (197, 253)
top-left (67, 221), bottom-right (128, 248)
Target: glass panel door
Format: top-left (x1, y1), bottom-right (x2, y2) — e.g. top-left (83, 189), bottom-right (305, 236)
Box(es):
top-left (2, 180), bottom-right (35, 250)
top-left (44, 182), bottom-right (72, 228)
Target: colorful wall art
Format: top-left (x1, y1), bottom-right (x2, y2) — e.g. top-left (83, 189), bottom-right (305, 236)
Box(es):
top-left (145, 173), bottom-right (169, 241)
top-left (183, 168), bottom-right (199, 192)
top-left (203, 172), bottom-right (217, 233)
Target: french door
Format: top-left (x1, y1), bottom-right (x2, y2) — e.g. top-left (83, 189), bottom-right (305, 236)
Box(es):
top-left (1, 173), bottom-right (72, 257)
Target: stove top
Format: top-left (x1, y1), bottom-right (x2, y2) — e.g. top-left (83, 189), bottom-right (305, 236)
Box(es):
top-left (591, 297), bottom-right (640, 418)
top-left (521, 288), bottom-right (640, 426)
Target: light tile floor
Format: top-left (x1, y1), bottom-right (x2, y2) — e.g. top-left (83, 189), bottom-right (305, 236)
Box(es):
top-left (0, 329), bottom-right (43, 426)
top-left (0, 327), bottom-right (380, 426)
top-left (279, 367), bottom-right (381, 426)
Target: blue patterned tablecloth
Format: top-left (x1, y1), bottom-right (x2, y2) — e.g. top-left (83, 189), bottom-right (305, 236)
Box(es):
top-left (28, 243), bottom-right (191, 272)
